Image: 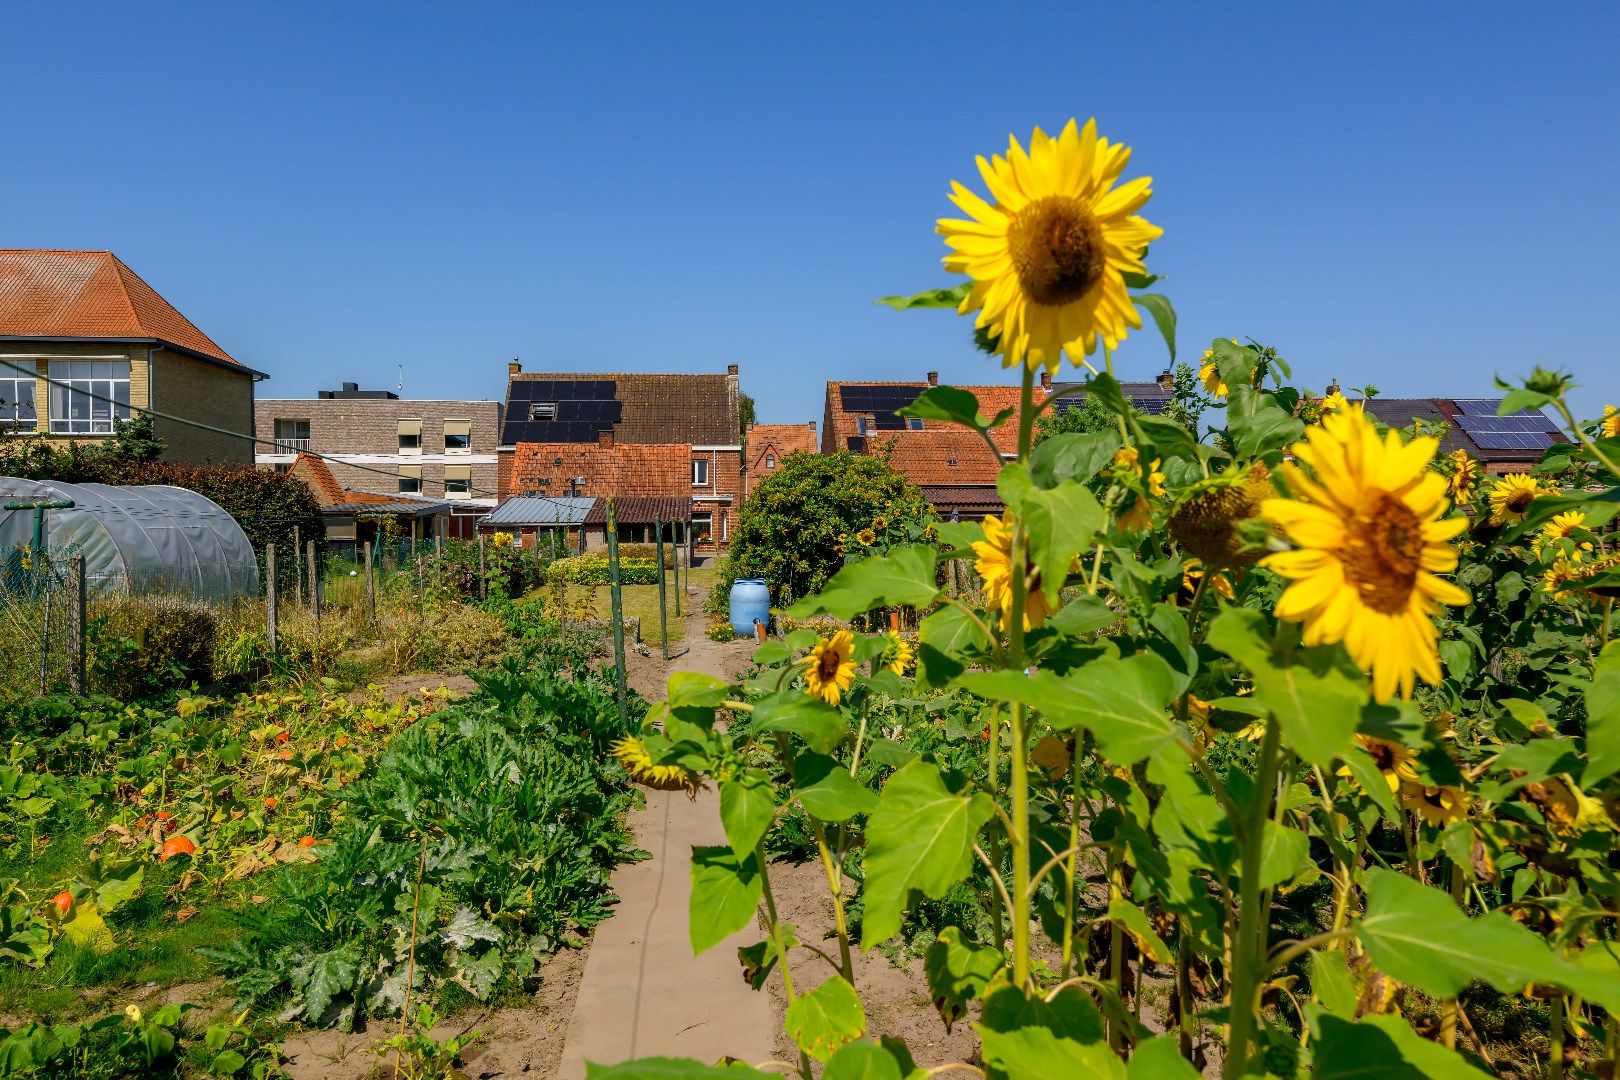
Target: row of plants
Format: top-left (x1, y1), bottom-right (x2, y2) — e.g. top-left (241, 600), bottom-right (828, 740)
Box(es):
top-left (601, 117), bottom-right (1620, 1078)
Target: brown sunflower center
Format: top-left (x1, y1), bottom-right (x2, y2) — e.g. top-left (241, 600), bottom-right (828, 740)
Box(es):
top-left (1342, 494), bottom-right (1423, 615)
top-left (1367, 741), bottom-right (1396, 771)
top-left (819, 649), bottom-right (843, 680)
top-left (1506, 489), bottom-right (1534, 513)
top-left (1006, 196), bottom-right (1106, 306)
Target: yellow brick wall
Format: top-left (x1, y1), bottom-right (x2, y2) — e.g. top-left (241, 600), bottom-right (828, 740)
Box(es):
top-left (149, 349), bottom-right (256, 465)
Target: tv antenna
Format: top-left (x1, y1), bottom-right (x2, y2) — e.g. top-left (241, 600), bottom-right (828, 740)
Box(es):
top-left (397, 364), bottom-right (405, 395)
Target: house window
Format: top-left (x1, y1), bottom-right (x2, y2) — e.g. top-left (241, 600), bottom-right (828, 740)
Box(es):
top-left (398, 419), bottom-right (422, 455)
top-left (906, 417), bottom-right (924, 430)
top-left (444, 465), bottom-right (472, 499)
top-left (274, 418), bottom-right (310, 453)
top-left (765, 453), bottom-right (776, 469)
top-left (529, 402), bottom-right (557, 421)
top-left (855, 417), bottom-right (868, 435)
top-left (692, 510), bottom-right (713, 543)
top-left (48, 360), bottom-right (130, 434)
top-left (444, 419), bottom-right (472, 454)
top-left (399, 465), bottom-right (422, 494)
top-left (692, 457), bottom-right (710, 486)
top-left (0, 374), bottom-right (37, 433)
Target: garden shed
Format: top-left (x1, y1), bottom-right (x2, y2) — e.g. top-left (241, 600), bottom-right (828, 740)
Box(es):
top-left (0, 477), bottom-right (259, 602)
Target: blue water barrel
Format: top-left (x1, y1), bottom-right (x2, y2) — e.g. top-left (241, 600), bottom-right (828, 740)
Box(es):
top-left (729, 578), bottom-right (771, 636)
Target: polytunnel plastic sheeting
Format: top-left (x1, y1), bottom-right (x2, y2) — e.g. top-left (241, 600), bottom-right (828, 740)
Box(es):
top-left (0, 477), bottom-right (259, 602)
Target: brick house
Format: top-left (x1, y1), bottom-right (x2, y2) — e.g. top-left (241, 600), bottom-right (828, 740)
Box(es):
top-left (1359, 397), bottom-right (1565, 473)
top-left (499, 363), bottom-right (742, 560)
top-left (745, 422), bottom-right (818, 492)
top-left (288, 452), bottom-right (449, 547)
top-left (0, 249), bottom-right (263, 464)
top-left (255, 384), bottom-right (502, 539)
top-left (508, 440), bottom-right (700, 553)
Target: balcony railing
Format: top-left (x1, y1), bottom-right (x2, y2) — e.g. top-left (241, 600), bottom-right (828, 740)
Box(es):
top-left (275, 438), bottom-right (311, 453)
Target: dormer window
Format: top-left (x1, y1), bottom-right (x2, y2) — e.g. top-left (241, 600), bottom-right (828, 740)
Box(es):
top-left (906, 418), bottom-right (924, 430)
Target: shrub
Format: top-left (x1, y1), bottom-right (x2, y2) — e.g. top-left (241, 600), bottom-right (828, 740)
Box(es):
top-left (89, 595), bottom-right (218, 700)
top-left (546, 554), bottom-right (659, 586)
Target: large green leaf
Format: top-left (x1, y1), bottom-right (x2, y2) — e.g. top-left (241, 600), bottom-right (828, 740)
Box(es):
top-left (794, 752), bottom-right (879, 822)
top-left (688, 846), bottom-right (763, 955)
top-left (916, 603), bottom-right (988, 690)
top-left (978, 1025), bottom-right (1124, 1080)
top-left (1225, 382), bottom-right (1303, 461)
top-left (1208, 608), bottom-right (1364, 767)
top-left (1310, 949), bottom-right (1357, 1018)
top-left (1029, 431), bottom-right (1121, 489)
top-left (873, 284), bottom-right (971, 310)
top-left (923, 927), bottom-right (1004, 1031)
top-left (1584, 640), bottom-right (1620, 786)
top-left (1126, 1037), bottom-right (1201, 1079)
top-left (1132, 292), bottom-right (1176, 361)
top-left (1107, 899), bottom-right (1171, 964)
top-left (785, 976), bottom-right (865, 1061)
top-left (586, 1058), bottom-right (776, 1079)
top-left (719, 772), bottom-right (775, 861)
top-left (752, 692), bottom-right (848, 755)
top-left (1356, 870), bottom-right (1620, 1011)
top-left (897, 385), bottom-right (1008, 434)
top-left (1019, 480), bottom-right (1105, 607)
top-left (1258, 821), bottom-right (1310, 888)
top-left (862, 760), bottom-right (995, 947)
top-left (788, 545), bottom-right (941, 620)
top-left (1309, 1013), bottom-right (1490, 1078)
top-left (822, 1040), bottom-right (905, 1080)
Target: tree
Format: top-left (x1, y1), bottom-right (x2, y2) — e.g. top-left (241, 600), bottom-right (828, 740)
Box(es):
top-left (722, 450), bottom-right (933, 605)
top-left (738, 392), bottom-right (756, 438)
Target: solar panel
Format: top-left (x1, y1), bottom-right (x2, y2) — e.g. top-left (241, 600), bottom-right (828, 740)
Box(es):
top-left (1467, 432), bottom-right (1556, 451)
top-left (1454, 414), bottom-right (1555, 436)
top-left (1452, 398), bottom-right (1536, 418)
top-left (839, 385), bottom-right (924, 430)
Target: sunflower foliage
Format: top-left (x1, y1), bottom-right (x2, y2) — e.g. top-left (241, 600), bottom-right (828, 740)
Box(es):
top-left (591, 120), bottom-right (1620, 1080)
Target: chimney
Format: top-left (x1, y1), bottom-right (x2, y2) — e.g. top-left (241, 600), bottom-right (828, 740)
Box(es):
top-left (727, 363), bottom-right (739, 377)
top-left (1039, 371), bottom-right (1052, 391)
top-left (927, 371), bottom-right (939, 386)
top-left (598, 429), bottom-right (615, 448)
top-left (1156, 370), bottom-right (1175, 392)
top-left (508, 359), bottom-right (521, 375)
top-left (342, 381), bottom-right (358, 392)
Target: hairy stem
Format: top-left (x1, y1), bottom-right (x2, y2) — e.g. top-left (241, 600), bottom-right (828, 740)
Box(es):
top-left (1224, 715), bottom-right (1282, 1079)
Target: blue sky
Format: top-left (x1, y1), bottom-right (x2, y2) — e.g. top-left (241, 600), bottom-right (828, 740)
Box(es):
top-left (6, 1), bottom-right (1616, 425)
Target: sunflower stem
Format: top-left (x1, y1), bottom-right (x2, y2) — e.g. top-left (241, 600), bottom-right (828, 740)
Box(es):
top-left (1224, 714), bottom-right (1282, 1080)
top-left (986, 704), bottom-right (1006, 957)
top-left (1004, 364), bottom-right (1037, 992)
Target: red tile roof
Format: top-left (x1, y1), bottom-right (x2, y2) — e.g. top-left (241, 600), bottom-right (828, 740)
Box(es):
top-left (512, 442), bottom-right (692, 499)
top-left (869, 428), bottom-right (1003, 485)
top-left (0, 250), bottom-right (246, 370)
top-left (748, 422), bottom-right (818, 472)
top-left (583, 496), bottom-right (692, 525)
top-left (821, 379), bottom-right (1044, 456)
top-left (290, 453), bottom-right (439, 513)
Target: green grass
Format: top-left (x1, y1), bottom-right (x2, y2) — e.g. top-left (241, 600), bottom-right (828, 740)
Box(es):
top-left (575, 566), bottom-right (718, 646)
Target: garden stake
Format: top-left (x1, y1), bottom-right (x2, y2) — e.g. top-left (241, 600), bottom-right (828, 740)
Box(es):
top-left (477, 532), bottom-right (486, 601)
top-left (364, 541), bottom-right (376, 625)
top-left (672, 527), bottom-right (681, 617)
top-left (604, 499), bottom-right (629, 727)
top-left (266, 543), bottom-right (279, 652)
top-left (67, 555), bottom-right (85, 695)
top-left (306, 540), bottom-right (321, 624)
top-left (293, 525), bottom-right (302, 607)
top-left (655, 515), bottom-right (670, 660)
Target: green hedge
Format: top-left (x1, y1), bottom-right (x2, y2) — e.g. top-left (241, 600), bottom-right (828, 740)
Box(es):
top-left (546, 554), bottom-right (660, 586)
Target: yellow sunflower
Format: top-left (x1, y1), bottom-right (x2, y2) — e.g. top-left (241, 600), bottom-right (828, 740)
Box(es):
top-left (856, 528), bottom-right (877, 546)
top-left (873, 515), bottom-right (888, 530)
top-left (1337, 734), bottom-right (1418, 795)
top-left (1487, 473), bottom-right (1543, 524)
top-left (1261, 406), bottom-right (1470, 702)
top-left (1532, 510), bottom-right (1589, 558)
top-left (1199, 349), bottom-right (1227, 399)
top-left (611, 736), bottom-right (700, 793)
top-left (937, 118), bottom-right (1163, 372)
top-left (882, 632), bottom-right (915, 676)
top-left (802, 629), bottom-right (857, 706)
top-left (1602, 405), bottom-right (1620, 439)
top-left (1181, 558), bottom-right (1235, 601)
top-left (1445, 449), bottom-right (1480, 505)
top-left (1318, 391), bottom-right (1350, 418)
top-left (972, 512), bottom-right (1054, 629)
top-left (1401, 782), bottom-right (1469, 826)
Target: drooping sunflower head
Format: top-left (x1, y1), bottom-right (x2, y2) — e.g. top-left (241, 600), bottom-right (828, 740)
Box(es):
top-left (801, 629), bottom-right (857, 706)
top-left (882, 631), bottom-right (915, 677)
top-left (1487, 473), bottom-right (1544, 524)
top-left (1199, 349), bottom-right (1228, 399)
top-left (1180, 558), bottom-right (1235, 602)
top-left (1445, 449), bottom-right (1480, 505)
top-left (1602, 404), bottom-right (1620, 439)
top-left (1337, 734), bottom-right (1419, 795)
top-left (971, 512), bottom-right (1054, 629)
top-left (1169, 465), bottom-right (1273, 569)
top-left (611, 736), bottom-right (700, 794)
top-left (938, 119), bottom-right (1163, 372)
top-left (1261, 407), bottom-right (1470, 702)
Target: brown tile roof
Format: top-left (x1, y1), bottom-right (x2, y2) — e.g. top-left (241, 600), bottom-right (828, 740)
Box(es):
top-left (869, 428), bottom-right (1003, 486)
top-left (919, 484), bottom-right (1005, 515)
top-left (583, 496), bottom-right (692, 526)
top-left (0, 249), bottom-right (248, 371)
top-left (289, 453), bottom-right (442, 514)
top-left (512, 442), bottom-right (692, 499)
top-left (748, 422), bottom-right (818, 471)
top-left (821, 379), bottom-right (1041, 456)
top-left (503, 371), bottom-right (739, 445)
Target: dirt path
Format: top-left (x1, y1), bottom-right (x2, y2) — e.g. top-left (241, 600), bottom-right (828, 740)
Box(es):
top-left (555, 612), bottom-right (768, 1077)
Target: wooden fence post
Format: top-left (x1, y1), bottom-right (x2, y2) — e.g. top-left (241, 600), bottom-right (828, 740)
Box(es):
top-left (605, 499), bottom-right (629, 727)
top-left (266, 543), bottom-right (279, 652)
top-left (364, 541), bottom-right (376, 625)
top-left (293, 526), bottom-right (303, 607)
top-left (654, 515), bottom-right (670, 660)
top-left (68, 555), bottom-right (86, 695)
top-left (477, 531), bottom-right (487, 601)
top-left (307, 539), bottom-right (320, 623)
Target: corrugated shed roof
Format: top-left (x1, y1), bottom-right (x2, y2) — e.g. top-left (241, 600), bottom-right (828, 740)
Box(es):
top-left (484, 496), bottom-right (595, 526)
top-left (583, 496), bottom-right (692, 525)
top-left (0, 250), bottom-right (245, 370)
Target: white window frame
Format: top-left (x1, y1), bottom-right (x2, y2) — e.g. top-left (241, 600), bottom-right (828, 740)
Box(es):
top-left (529, 402), bottom-right (557, 421)
top-left (444, 419), bottom-right (472, 455)
top-left (398, 418), bottom-right (422, 455)
top-left (274, 418), bottom-right (310, 453)
top-left (0, 374), bottom-right (38, 433)
top-left (48, 360), bottom-right (130, 434)
top-left (692, 510), bottom-right (713, 542)
top-left (692, 457), bottom-right (710, 486)
top-left (764, 453), bottom-right (775, 469)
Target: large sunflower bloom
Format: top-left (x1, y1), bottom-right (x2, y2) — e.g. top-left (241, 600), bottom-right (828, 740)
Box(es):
top-left (938, 119), bottom-right (1163, 372)
top-left (1488, 473), bottom-right (1543, 524)
top-left (802, 629), bottom-right (856, 706)
top-left (972, 513), bottom-right (1054, 629)
top-left (1261, 406), bottom-right (1470, 702)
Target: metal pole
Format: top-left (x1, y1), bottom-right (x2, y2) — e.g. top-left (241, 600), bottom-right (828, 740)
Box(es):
top-left (655, 515), bottom-right (670, 660)
top-left (266, 543), bottom-right (279, 652)
top-left (293, 526), bottom-right (303, 607)
top-left (477, 531), bottom-right (487, 601)
top-left (68, 555), bottom-right (86, 695)
top-left (364, 541), bottom-right (376, 625)
top-left (672, 521), bottom-right (682, 617)
top-left (605, 499), bottom-right (629, 726)
top-left (307, 539), bottom-right (320, 624)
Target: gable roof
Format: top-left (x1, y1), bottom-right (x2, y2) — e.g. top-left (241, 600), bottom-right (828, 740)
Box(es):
top-left (289, 453), bottom-right (445, 515)
top-left (822, 380), bottom-right (1040, 456)
top-left (511, 442), bottom-right (692, 499)
top-left (868, 428), bottom-right (1003, 486)
top-left (502, 371), bottom-right (738, 446)
top-left (748, 422), bottom-right (818, 468)
top-left (0, 250), bottom-right (257, 375)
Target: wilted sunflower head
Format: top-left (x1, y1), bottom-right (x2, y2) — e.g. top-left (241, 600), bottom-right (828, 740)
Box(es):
top-left (1488, 473), bottom-right (1544, 524)
top-left (1169, 464), bottom-right (1273, 569)
top-left (937, 118), bottom-right (1163, 372)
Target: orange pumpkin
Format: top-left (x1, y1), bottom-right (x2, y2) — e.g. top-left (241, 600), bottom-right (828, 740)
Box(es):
top-left (264, 797), bottom-right (278, 810)
top-left (49, 891), bottom-right (72, 917)
top-left (159, 835), bottom-right (197, 862)
top-left (298, 835), bottom-right (316, 848)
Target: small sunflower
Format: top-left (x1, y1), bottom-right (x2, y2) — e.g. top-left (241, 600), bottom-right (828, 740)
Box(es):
top-left (882, 631), bottom-right (915, 676)
top-left (1199, 349), bottom-right (1227, 399)
top-left (802, 629), bottom-right (857, 706)
top-left (1445, 449), bottom-right (1480, 505)
top-left (1602, 405), bottom-right (1620, 439)
top-left (1319, 391), bottom-right (1350, 417)
top-left (972, 513), bottom-right (1054, 629)
top-left (1262, 406), bottom-right (1470, 702)
top-left (856, 528), bottom-right (877, 546)
top-left (1181, 558), bottom-right (1234, 601)
top-left (872, 515), bottom-right (888, 530)
top-left (1488, 474), bottom-right (1543, 524)
top-left (1337, 734), bottom-right (1418, 795)
top-left (937, 118), bottom-right (1163, 372)
top-left (1401, 782), bottom-right (1469, 826)
top-left (610, 736), bottom-right (699, 793)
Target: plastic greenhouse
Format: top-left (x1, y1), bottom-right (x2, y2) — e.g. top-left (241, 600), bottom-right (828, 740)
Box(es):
top-left (0, 477), bottom-right (259, 602)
